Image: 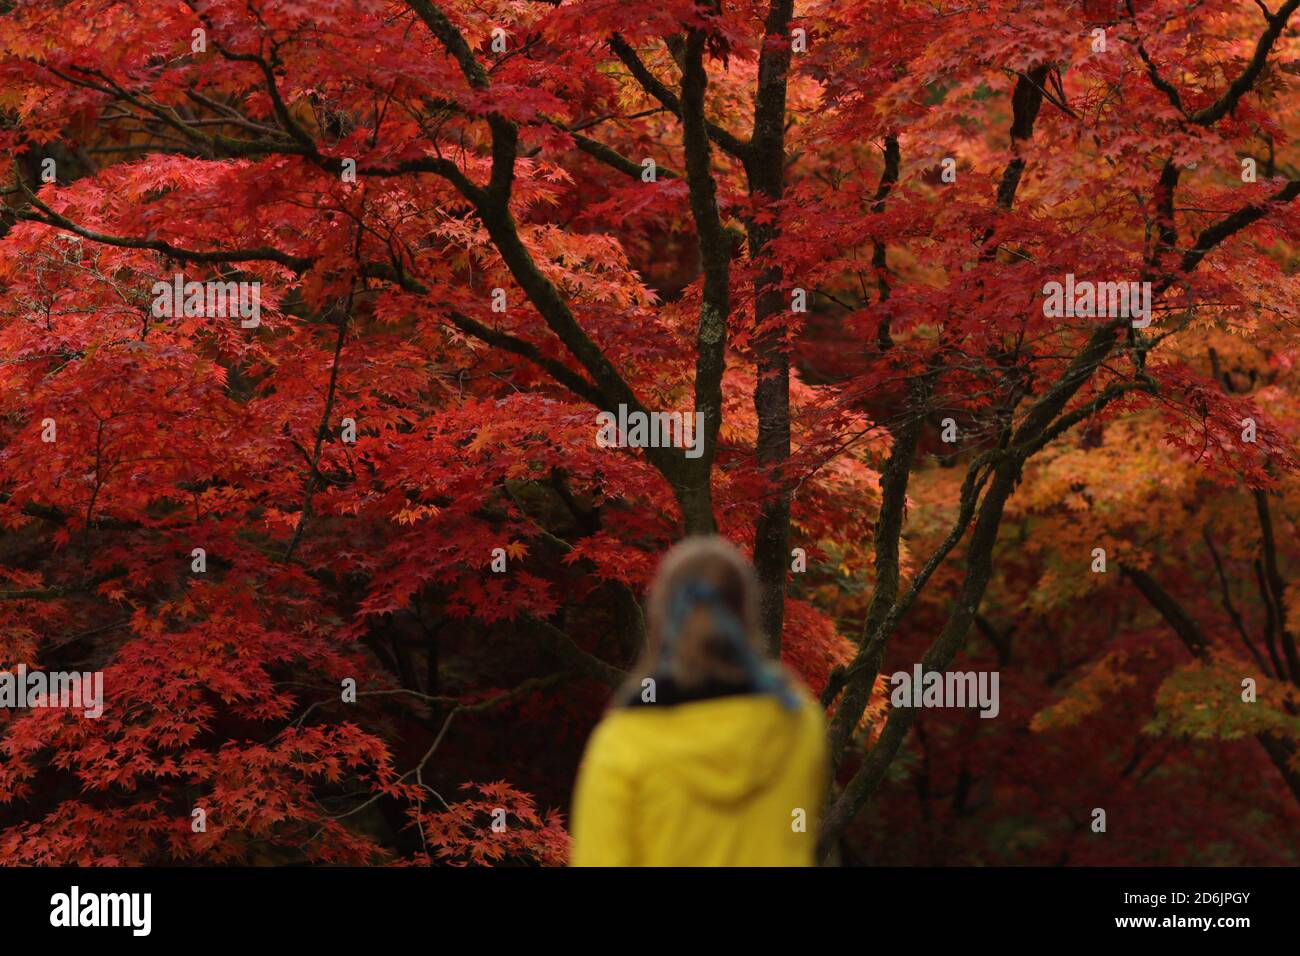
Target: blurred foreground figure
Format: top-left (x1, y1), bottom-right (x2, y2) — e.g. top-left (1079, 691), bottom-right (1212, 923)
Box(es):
top-left (571, 536), bottom-right (829, 866)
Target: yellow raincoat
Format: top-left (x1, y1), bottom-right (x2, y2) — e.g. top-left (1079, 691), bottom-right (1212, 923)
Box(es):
top-left (570, 689), bottom-right (829, 866)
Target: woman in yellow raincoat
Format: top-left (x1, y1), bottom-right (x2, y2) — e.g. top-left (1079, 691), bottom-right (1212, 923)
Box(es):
top-left (570, 535), bottom-right (829, 866)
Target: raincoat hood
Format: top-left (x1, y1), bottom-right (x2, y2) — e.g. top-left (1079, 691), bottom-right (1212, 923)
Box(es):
top-left (603, 694), bottom-right (805, 805)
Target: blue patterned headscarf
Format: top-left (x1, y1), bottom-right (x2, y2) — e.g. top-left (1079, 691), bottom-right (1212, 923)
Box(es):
top-left (658, 579), bottom-right (800, 711)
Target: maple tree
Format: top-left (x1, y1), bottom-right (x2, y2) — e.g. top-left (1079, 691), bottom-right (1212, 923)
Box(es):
top-left (0, 0), bottom-right (1298, 865)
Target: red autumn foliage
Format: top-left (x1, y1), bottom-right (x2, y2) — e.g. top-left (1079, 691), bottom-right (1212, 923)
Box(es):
top-left (0, 0), bottom-right (1298, 865)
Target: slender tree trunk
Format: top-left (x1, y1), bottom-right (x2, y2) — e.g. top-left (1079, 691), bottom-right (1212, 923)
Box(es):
top-left (747, 0), bottom-right (795, 653)
top-left (825, 377), bottom-right (930, 771)
top-left (819, 457), bottom-right (1020, 859)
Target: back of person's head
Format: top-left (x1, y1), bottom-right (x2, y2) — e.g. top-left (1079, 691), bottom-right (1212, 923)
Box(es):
top-left (616, 535), bottom-right (797, 708)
